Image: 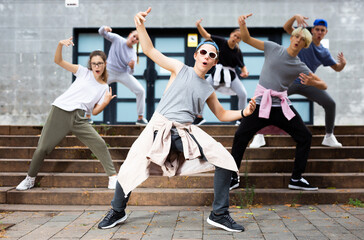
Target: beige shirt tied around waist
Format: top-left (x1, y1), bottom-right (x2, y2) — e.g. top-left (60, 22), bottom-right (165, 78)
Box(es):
top-left (117, 112), bottom-right (239, 196)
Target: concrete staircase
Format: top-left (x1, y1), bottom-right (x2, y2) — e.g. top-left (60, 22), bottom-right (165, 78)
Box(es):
top-left (0, 125), bottom-right (363, 206)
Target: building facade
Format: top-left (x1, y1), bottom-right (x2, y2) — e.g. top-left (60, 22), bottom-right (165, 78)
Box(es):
top-left (0, 0), bottom-right (363, 125)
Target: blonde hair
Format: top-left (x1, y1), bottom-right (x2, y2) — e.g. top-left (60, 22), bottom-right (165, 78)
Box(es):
top-left (291, 27), bottom-right (312, 48)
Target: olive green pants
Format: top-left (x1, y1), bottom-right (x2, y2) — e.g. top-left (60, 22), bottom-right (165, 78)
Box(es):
top-left (27, 106), bottom-right (116, 177)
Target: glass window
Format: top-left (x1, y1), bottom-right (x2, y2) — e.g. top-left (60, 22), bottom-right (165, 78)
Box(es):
top-left (134, 56), bottom-right (147, 76)
top-left (156, 56), bottom-right (184, 76)
top-left (155, 37), bottom-right (185, 53)
top-left (243, 79), bottom-right (259, 98)
top-left (116, 78), bottom-right (146, 99)
top-left (244, 56), bottom-right (265, 76)
top-left (282, 33), bottom-right (291, 48)
top-left (203, 102), bottom-right (231, 122)
top-left (155, 79), bottom-right (169, 99)
top-left (117, 102), bottom-right (144, 122)
top-left (291, 101), bottom-right (310, 122)
top-left (78, 33), bottom-right (104, 53)
top-left (77, 56), bottom-right (89, 68)
top-left (91, 112), bottom-right (103, 122)
top-left (240, 37), bottom-right (268, 53)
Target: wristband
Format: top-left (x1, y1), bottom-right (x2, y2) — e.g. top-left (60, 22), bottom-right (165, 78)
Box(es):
top-left (240, 109), bottom-right (245, 118)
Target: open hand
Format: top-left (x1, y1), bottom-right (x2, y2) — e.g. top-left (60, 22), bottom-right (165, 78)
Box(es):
top-left (295, 14), bottom-right (309, 28)
top-left (104, 87), bottom-right (117, 104)
top-left (337, 52), bottom-right (346, 65)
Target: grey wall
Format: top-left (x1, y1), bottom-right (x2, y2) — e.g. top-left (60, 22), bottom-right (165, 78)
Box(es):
top-left (0, 0), bottom-right (363, 125)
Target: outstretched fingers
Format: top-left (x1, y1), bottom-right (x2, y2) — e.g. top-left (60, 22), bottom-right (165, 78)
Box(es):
top-left (296, 15), bottom-right (309, 28)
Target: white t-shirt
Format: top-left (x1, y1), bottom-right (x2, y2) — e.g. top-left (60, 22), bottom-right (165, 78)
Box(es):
top-left (52, 65), bottom-right (109, 113)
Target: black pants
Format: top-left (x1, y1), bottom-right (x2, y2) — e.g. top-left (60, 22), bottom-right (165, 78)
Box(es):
top-left (231, 105), bottom-right (312, 179)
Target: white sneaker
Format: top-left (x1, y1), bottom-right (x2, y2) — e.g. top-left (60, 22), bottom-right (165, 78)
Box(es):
top-left (249, 134), bottom-right (266, 148)
top-left (108, 175), bottom-right (118, 189)
top-left (136, 118), bottom-right (148, 125)
top-left (16, 175), bottom-right (35, 191)
top-left (322, 135), bottom-right (342, 147)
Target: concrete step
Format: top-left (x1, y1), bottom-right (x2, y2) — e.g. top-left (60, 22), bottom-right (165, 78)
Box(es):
top-left (1, 159), bottom-right (363, 174)
top-left (1, 146), bottom-right (363, 160)
top-left (0, 159), bottom-right (122, 173)
top-left (2, 172), bottom-right (364, 189)
top-left (1, 135), bottom-right (363, 147)
top-left (0, 187), bottom-right (12, 204)
top-left (1, 125), bottom-right (364, 136)
top-left (4, 187), bottom-right (364, 205)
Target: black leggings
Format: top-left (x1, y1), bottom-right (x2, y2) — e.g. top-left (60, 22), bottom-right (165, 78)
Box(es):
top-left (231, 105), bottom-right (312, 179)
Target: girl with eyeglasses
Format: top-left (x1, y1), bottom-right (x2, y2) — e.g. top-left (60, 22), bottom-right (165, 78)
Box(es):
top-left (98, 25), bottom-right (148, 125)
top-left (97, 8), bottom-right (256, 233)
top-left (16, 37), bottom-right (118, 191)
top-left (193, 19), bottom-right (249, 126)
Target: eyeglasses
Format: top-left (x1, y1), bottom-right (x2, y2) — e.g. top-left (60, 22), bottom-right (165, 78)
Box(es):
top-left (91, 62), bottom-right (104, 67)
top-left (197, 49), bottom-right (218, 59)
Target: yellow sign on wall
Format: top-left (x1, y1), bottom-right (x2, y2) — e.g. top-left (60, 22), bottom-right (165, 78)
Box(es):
top-left (187, 33), bottom-right (198, 47)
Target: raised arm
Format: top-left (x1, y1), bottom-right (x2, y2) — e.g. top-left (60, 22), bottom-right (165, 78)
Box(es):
top-left (330, 52), bottom-right (346, 72)
top-left (195, 19), bottom-right (211, 39)
top-left (238, 14), bottom-right (264, 51)
top-left (98, 25), bottom-right (119, 42)
top-left (54, 37), bottom-right (78, 74)
top-left (134, 8), bottom-right (183, 75)
top-left (206, 92), bottom-right (256, 122)
top-left (283, 14), bottom-right (309, 35)
top-left (299, 72), bottom-right (327, 90)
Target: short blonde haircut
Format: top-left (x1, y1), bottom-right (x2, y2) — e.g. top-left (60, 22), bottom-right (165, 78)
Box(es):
top-left (291, 27), bottom-right (312, 48)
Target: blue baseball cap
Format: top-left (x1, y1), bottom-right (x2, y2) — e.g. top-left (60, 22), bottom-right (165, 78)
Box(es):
top-left (313, 19), bottom-right (328, 28)
top-left (195, 40), bottom-right (219, 52)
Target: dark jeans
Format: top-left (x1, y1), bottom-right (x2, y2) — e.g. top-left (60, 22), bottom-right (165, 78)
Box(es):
top-left (231, 105), bottom-right (312, 179)
top-left (111, 129), bottom-right (232, 214)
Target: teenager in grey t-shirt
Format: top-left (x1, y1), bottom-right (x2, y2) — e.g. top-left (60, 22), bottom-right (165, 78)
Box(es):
top-left (231, 13), bottom-right (328, 192)
top-left (98, 8), bottom-right (257, 233)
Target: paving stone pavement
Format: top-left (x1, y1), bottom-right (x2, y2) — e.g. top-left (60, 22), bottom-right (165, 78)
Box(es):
top-left (0, 204), bottom-right (363, 240)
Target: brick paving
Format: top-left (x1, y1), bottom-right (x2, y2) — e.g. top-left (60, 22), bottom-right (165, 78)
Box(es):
top-left (0, 204), bottom-right (363, 240)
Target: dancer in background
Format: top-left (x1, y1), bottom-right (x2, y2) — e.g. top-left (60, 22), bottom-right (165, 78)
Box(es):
top-left (16, 37), bottom-right (118, 191)
top-left (98, 8), bottom-right (256, 233)
top-left (98, 25), bottom-right (148, 125)
top-left (193, 19), bottom-right (249, 125)
top-left (231, 13), bottom-right (327, 191)
top-left (250, 15), bottom-right (346, 148)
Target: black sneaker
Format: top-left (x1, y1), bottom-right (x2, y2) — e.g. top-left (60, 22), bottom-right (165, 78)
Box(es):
top-left (288, 177), bottom-right (318, 191)
top-left (229, 176), bottom-right (240, 191)
top-left (98, 209), bottom-right (128, 229)
top-left (207, 211), bottom-right (244, 232)
top-left (193, 117), bottom-right (206, 125)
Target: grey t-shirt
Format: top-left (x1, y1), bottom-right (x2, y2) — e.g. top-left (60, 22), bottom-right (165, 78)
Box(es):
top-left (156, 65), bottom-right (214, 123)
top-left (256, 41), bottom-right (311, 106)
